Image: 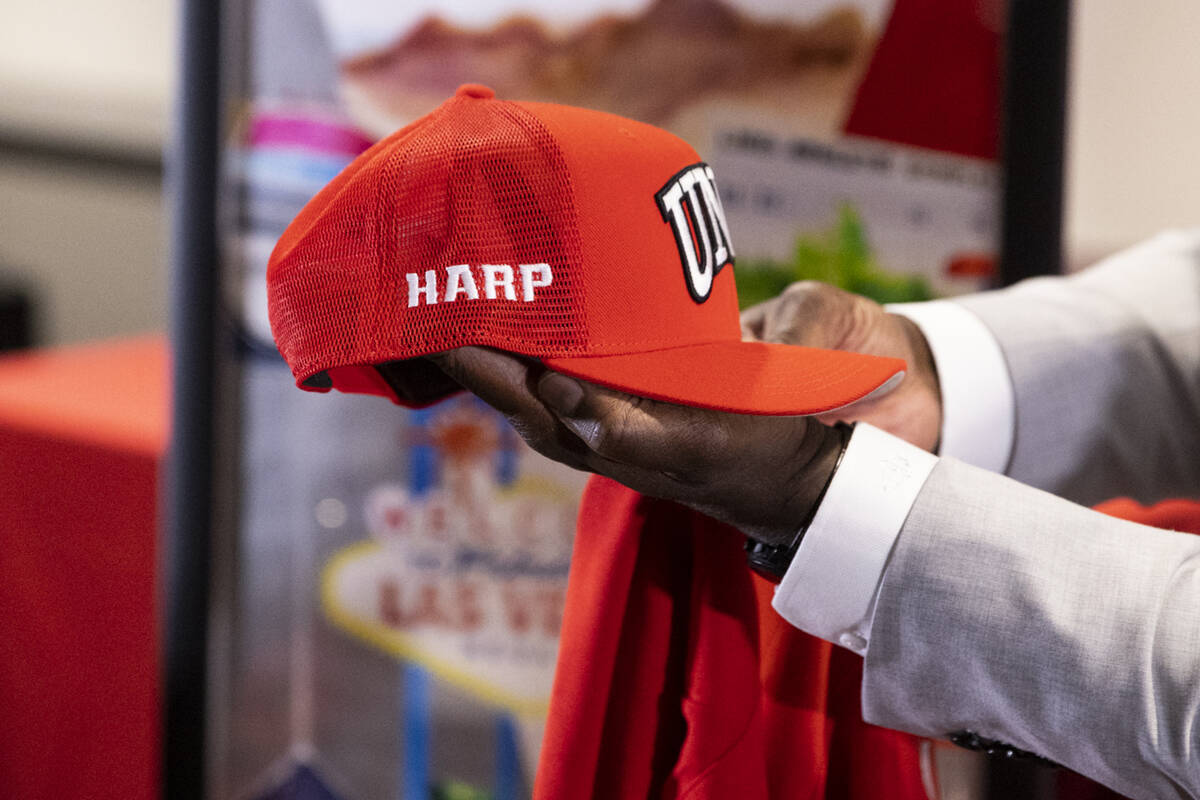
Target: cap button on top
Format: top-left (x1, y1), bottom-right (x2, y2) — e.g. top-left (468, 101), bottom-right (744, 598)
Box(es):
top-left (455, 83), bottom-right (495, 100)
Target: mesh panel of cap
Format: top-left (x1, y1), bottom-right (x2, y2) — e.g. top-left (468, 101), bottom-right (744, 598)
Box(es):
top-left (269, 96), bottom-right (589, 382)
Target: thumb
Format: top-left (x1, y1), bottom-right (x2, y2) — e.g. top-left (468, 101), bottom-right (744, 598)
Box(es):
top-left (759, 282), bottom-right (857, 348)
top-left (535, 371), bottom-right (731, 479)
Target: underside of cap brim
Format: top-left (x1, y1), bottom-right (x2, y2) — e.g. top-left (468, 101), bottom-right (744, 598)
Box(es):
top-left (542, 341), bottom-right (906, 416)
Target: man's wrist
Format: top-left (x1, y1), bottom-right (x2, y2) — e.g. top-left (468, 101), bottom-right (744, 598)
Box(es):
top-left (746, 421), bottom-right (854, 582)
top-left (771, 423), bottom-right (940, 652)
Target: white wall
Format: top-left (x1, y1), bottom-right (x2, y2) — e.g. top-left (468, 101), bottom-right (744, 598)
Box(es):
top-left (1066, 1), bottom-right (1200, 266)
top-left (0, 0), bottom-right (174, 345)
top-left (0, 0), bottom-right (174, 153)
top-left (0, 156), bottom-right (167, 345)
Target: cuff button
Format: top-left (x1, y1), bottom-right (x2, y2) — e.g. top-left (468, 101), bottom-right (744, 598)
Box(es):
top-left (838, 632), bottom-right (867, 653)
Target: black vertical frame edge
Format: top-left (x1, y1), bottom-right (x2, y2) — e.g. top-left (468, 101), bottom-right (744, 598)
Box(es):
top-left (989, 5), bottom-right (1071, 797)
top-left (998, 0), bottom-right (1071, 286)
top-left (164, 0), bottom-right (222, 796)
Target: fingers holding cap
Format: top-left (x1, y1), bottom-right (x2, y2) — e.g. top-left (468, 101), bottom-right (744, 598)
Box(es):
top-left (760, 281), bottom-right (856, 348)
top-left (426, 347), bottom-right (591, 470)
top-left (536, 371), bottom-right (736, 484)
top-left (427, 346), bottom-right (539, 419)
top-left (427, 351), bottom-right (779, 503)
top-left (739, 300), bottom-right (768, 341)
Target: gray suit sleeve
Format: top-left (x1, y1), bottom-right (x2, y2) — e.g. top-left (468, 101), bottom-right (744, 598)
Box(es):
top-left (863, 457), bottom-right (1200, 800)
top-left (955, 230), bottom-right (1200, 506)
top-left (859, 232), bottom-right (1200, 798)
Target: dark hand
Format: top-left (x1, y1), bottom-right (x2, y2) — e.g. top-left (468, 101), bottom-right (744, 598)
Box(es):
top-left (381, 349), bottom-right (845, 546)
top-left (380, 281), bottom-right (941, 544)
top-left (742, 281), bottom-right (942, 450)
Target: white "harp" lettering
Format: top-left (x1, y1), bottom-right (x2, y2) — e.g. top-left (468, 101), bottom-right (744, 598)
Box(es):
top-left (406, 263), bottom-right (553, 307)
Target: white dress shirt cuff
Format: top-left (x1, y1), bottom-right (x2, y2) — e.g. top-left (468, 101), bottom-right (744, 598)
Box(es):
top-left (771, 423), bottom-right (938, 655)
top-left (888, 300), bottom-right (1015, 472)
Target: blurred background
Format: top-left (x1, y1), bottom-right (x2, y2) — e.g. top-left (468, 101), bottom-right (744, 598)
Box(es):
top-left (2, 0), bottom-right (1199, 347)
top-left (1, 2), bottom-right (1199, 800)
top-left (0, 0), bottom-right (172, 347)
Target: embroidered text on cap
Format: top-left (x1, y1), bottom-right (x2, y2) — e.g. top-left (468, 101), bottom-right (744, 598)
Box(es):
top-left (655, 162), bottom-right (735, 303)
top-left (406, 263), bottom-right (553, 307)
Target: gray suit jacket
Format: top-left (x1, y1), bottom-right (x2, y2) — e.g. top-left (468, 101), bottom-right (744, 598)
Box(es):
top-left (861, 231), bottom-right (1200, 799)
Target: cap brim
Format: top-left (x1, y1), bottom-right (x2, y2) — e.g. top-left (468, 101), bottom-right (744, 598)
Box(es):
top-left (542, 341), bottom-right (905, 416)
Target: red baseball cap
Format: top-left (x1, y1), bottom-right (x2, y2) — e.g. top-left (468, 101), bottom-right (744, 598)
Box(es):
top-left (267, 84), bottom-right (905, 415)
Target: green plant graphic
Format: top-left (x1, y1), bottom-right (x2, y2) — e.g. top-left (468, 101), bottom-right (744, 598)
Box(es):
top-left (432, 779), bottom-right (493, 800)
top-left (734, 205), bottom-right (933, 309)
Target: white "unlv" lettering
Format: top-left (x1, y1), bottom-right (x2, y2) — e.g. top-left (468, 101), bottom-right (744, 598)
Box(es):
top-left (655, 163), bottom-right (735, 303)
top-left (406, 263), bottom-right (553, 307)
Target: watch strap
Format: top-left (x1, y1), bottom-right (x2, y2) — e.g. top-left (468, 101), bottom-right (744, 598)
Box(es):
top-left (745, 421), bottom-right (855, 582)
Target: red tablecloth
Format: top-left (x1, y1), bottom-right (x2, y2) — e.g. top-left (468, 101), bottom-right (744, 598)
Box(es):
top-left (0, 336), bottom-right (166, 800)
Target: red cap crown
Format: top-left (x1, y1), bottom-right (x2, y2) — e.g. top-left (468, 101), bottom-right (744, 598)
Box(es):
top-left (268, 85), bottom-right (739, 396)
top-left (268, 85), bottom-right (904, 415)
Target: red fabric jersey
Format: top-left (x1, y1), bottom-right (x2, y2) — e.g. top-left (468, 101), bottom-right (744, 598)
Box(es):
top-left (534, 476), bottom-right (927, 799)
top-left (535, 476), bottom-right (1200, 799)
